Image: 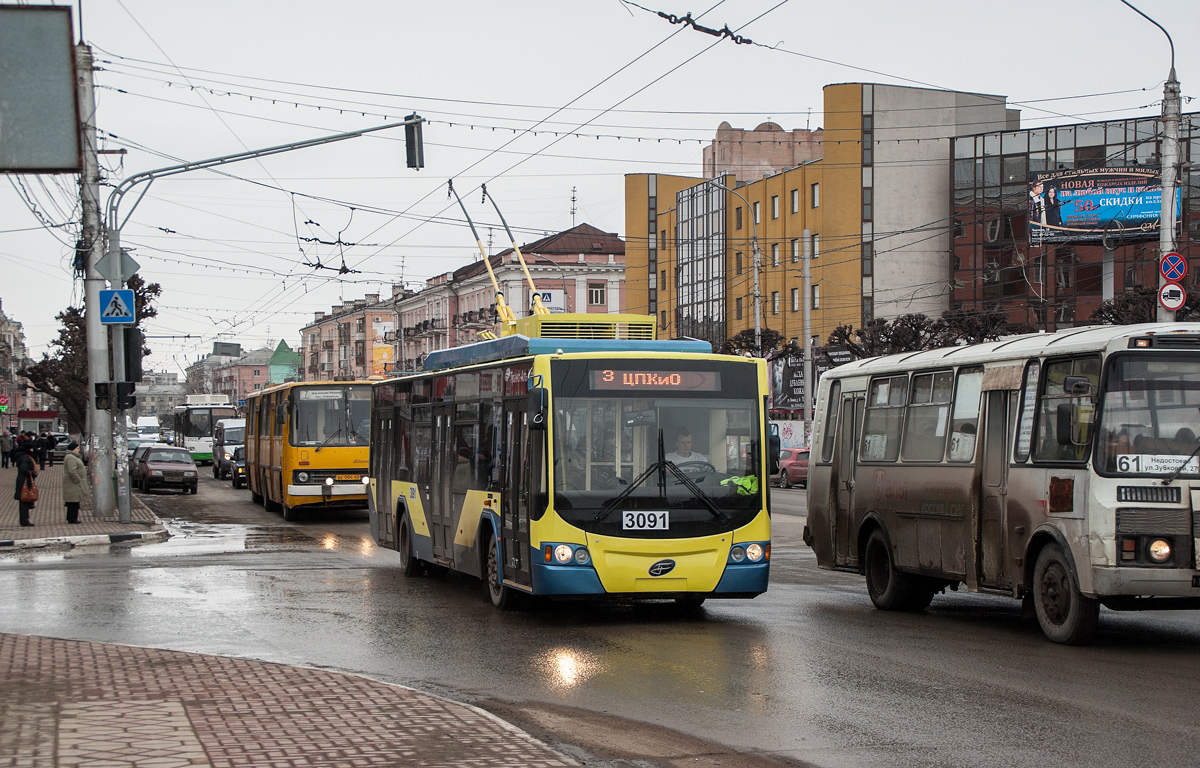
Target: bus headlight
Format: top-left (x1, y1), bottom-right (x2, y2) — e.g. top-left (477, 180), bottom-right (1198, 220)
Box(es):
top-left (553, 544), bottom-right (574, 564)
top-left (730, 546), bottom-right (746, 562)
top-left (1148, 539), bottom-right (1172, 563)
top-left (746, 543), bottom-right (765, 562)
top-left (361, 476), bottom-right (370, 485)
top-left (324, 476), bottom-right (334, 487)
top-left (573, 547), bottom-right (590, 564)
top-left (297, 472), bottom-right (309, 483)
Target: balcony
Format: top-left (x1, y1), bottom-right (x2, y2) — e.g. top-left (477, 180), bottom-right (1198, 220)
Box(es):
top-left (322, 340), bottom-right (334, 349)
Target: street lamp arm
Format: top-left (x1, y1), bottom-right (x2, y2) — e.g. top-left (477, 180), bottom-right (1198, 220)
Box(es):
top-left (106, 116), bottom-right (423, 231)
top-left (1119, 0), bottom-right (1174, 73)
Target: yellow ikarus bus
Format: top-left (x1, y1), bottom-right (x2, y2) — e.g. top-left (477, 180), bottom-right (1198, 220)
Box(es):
top-left (367, 314), bottom-right (776, 609)
top-left (245, 381), bottom-right (371, 521)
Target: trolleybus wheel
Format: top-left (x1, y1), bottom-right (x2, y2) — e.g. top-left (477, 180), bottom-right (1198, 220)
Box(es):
top-left (1033, 544), bottom-right (1099, 645)
top-left (398, 513), bottom-right (422, 577)
top-left (485, 537), bottom-right (519, 610)
top-left (864, 529), bottom-right (930, 611)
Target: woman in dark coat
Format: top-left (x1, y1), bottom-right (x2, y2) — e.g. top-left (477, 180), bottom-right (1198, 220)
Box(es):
top-left (14, 442), bottom-right (38, 526)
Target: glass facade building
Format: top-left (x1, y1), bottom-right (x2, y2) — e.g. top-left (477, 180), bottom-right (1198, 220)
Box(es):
top-left (951, 114), bottom-right (1198, 328)
top-left (675, 178), bottom-right (728, 344)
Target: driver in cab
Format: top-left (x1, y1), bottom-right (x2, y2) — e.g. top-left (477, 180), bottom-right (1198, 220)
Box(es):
top-left (665, 429), bottom-right (707, 465)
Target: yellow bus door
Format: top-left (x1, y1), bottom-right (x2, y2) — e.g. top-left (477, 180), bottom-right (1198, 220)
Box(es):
top-left (430, 405), bottom-right (455, 562)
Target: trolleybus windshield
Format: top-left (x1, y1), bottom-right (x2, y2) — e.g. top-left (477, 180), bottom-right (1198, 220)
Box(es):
top-left (1096, 355), bottom-right (1200, 477)
top-left (291, 386), bottom-right (372, 447)
top-left (550, 359), bottom-right (763, 536)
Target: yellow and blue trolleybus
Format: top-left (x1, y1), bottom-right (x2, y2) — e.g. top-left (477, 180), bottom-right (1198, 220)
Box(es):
top-left (367, 314), bottom-right (776, 608)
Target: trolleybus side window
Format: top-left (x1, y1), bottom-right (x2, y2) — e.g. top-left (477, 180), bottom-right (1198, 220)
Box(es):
top-left (947, 367), bottom-right (984, 462)
top-left (902, 371), bottom-right (953, 462)
top-left (819, 381), bottom-right (840, 463)
top-left (861, 375), bottom-right (907, 461)
top-left (1014, 360), bottom-right (1041, 462)
top-left (1033, 356), bottom-right (1099, 462)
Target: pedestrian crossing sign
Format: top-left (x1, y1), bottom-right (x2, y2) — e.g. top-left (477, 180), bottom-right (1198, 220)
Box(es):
top-left (99, 289), bottom-right (136, 324)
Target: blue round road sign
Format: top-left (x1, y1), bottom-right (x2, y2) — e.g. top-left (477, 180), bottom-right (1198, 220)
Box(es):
top-left (1161, 252), bottom-right (1187, 283)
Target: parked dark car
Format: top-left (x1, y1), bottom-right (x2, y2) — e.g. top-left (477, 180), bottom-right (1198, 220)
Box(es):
top-left (130, 442), bottom-right (172, 490)
top-left (230, 445), bottom-right (247, 489)
top-left (135, 446), bottom-right (200, 494)
top-left (773, 448), bottom-right (809, 488)
top-left (51, 432), bottom-right (71, 462)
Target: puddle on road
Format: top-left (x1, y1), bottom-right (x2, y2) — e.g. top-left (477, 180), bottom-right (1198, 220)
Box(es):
top-left (130, 519), bottom-right (321, 557)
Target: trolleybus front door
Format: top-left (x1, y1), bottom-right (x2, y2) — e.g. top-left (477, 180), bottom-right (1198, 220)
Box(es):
top-left (979, 390), bottom-right (1010, 587)
top-left (502, 401), bottom-right (533, 588)
top-left (430, 404), bottom-right (455, 562)
top-left (836, 396), bottom-right (863, 564)
top-left (376, 414), bottom-right (395, 549)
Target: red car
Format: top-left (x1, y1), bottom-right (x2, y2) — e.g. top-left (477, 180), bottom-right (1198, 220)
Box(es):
top-left (774, 448), bottom-right (809, 488)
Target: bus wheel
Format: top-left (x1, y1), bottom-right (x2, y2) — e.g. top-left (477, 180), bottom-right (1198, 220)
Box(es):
top-left (864, 529), bottom-right (927, 611)
top-left (398, 514), bottom-right (422, 577)
top-left (251, 489), bottom-right (263, 505)
top-left (1033, 544), bottom-right (1099, 645)
top-left (485, 538), bottom-right (519, 610)
top-left (281, 503), bottom-right (299, 522)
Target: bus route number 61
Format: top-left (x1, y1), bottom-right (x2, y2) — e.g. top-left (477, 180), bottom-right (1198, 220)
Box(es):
top-left (623, 510), bottom-right (669, 531)
top-left (1116, 454), bottom-right (1141, 473)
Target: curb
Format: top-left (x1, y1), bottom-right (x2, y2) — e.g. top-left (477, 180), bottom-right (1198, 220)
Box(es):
top-left (0, 527), bottom-right (170, 550)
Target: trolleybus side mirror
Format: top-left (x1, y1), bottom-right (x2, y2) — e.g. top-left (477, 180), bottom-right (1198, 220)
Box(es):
top-left (768, 434), bottom-right (781, 475)
top-left (528, 387), bottom-right (547, 430)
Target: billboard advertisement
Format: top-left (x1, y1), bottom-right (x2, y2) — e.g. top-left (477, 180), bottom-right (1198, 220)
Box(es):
top-left (1028, 167), bottom-right (1178, 244)
top-left (372, 345), bottom-right (393, 376)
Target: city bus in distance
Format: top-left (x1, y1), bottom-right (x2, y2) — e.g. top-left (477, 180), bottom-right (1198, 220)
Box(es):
top-left (804, 322), bottom-right (1200, 644)
top-left (367, 313), bottom-right (776, 609)
top-left (172, 394), bottom-right (237, 464)
top-left (245, 381), bottom-right (371, 521)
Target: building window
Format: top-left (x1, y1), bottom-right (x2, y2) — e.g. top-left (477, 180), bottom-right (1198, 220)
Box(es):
top-left (661, 269), bottom-right (667, 289)
top-left (811, 233), bottom-right (819, 259)
top-left (588, 283), bottom-right (606, 305)
top-left (736, 206), bottom-right (743, 230)
top-left (771, 195), bottom-right (779, 219)
top-left (772, 291), bottom-right (780, 315)
top-left (811, 284), bottom-right (821, 309)
top-left (811, 183), bottom-right (820, 208)
top-left (660, 309), bottom-right (668, 328)
top-left (862, 188), bottom-right (873, 221)
top-left (791, 188), bottom-right (799, 214)
top-left (736, 252), bottom-right (743, 275)
top-left (660, 229), bottom-right (667, 250)
top-left (253, 369), bottom-right (260, 376)
top-left (791, 287), bottom-right (800, 312)
top-left (862, 294), bottom-right (873, 322)
top-left (771, 243), bottom-right (780, 267)
top-left (862, 241), bottom-right (874, 276)
top-left (736, 297), bottom-right (743, 320)
top-left (791, 239), bottom-right (800, 263)
top-left (753, 201), bottom-right (760, 225)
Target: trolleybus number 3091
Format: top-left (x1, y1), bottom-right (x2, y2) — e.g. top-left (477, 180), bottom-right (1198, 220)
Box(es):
top-left (623, 510), bottom-right (669, 531)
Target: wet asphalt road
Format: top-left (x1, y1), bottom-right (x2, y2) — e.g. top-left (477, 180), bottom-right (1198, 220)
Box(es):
top-left (1, 473), bottom-right (1199, 768)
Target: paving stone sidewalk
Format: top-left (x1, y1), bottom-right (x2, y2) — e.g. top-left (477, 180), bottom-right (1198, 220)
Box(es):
top-left (0, 633), bottom-right (578, 768)
top-left (0, 463), bottom-right (167, 550)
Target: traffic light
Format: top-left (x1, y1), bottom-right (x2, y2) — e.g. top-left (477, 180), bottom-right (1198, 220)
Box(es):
top-left (94, 382), bottom-right (111, 410)
top-left (124, 327), bottom-right (144, 382)
top-left (405, 113), bottom-right (424, 170)
top-left (115, 382), bottom-right (136, 410)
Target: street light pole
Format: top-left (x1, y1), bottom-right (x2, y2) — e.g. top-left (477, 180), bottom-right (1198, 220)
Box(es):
top-left (1120, 1), bottom-right (1181, 323)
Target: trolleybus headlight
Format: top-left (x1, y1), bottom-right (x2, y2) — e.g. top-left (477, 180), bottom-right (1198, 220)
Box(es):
top-left (553, 544), bottom-right (574, 564)
top-left (361, 476), bottom-right (370, 485)
top-left (1148, 538), bottom-right (1172, 563)
top-left (730, 546), bottom-right (746, 562)
top-left (324, 476), bottom-right (334, 487)
top-left (746, 543), bottom-right (764, 562)
top-left (573, 547), bottom-right (590, 565)
top-left (297, 471), bottom-right (309, 483)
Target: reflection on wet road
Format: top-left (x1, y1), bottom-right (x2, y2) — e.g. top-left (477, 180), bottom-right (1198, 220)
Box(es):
top-left (1, 473), bottom-right (1199, 768)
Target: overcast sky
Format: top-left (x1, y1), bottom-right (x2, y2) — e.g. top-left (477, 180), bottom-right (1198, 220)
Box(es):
top-left (2, 0), bottom-right (1197, 377)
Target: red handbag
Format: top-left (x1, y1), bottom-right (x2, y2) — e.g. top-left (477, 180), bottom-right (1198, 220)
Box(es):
top-left (20, 483), bottom-right (38, 503)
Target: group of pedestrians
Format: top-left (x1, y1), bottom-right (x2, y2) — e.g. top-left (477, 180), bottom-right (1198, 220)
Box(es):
top-left (1, 430), bottom-right (59, 470)
top-left (6, 429), bottom-right (87, 528)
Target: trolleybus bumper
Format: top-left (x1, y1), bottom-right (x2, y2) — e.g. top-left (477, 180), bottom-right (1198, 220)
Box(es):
top-left (530, 558), bottom-right (769, 598)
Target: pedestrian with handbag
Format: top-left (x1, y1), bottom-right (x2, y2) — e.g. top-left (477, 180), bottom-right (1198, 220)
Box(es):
top-left (62, 441), bottom-right (86, 524)
top-left (15, 442), bottom-right (38, 527)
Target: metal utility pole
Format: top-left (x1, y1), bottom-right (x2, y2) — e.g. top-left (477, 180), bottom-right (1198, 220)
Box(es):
top-left (77, 42), bottom-right (115, 518)
top-left (802, 228), bottom-right (813, 438)
top-left (1120, 1), bottom-right (1180, 323)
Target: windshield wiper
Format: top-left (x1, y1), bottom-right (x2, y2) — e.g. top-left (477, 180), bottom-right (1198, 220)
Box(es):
top-left (595, 430), bottom-right (728, 525)
top-left (314, 426), bottom-right (343, 452)
top-left (1162, 438), bottom-right (1200, 486)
